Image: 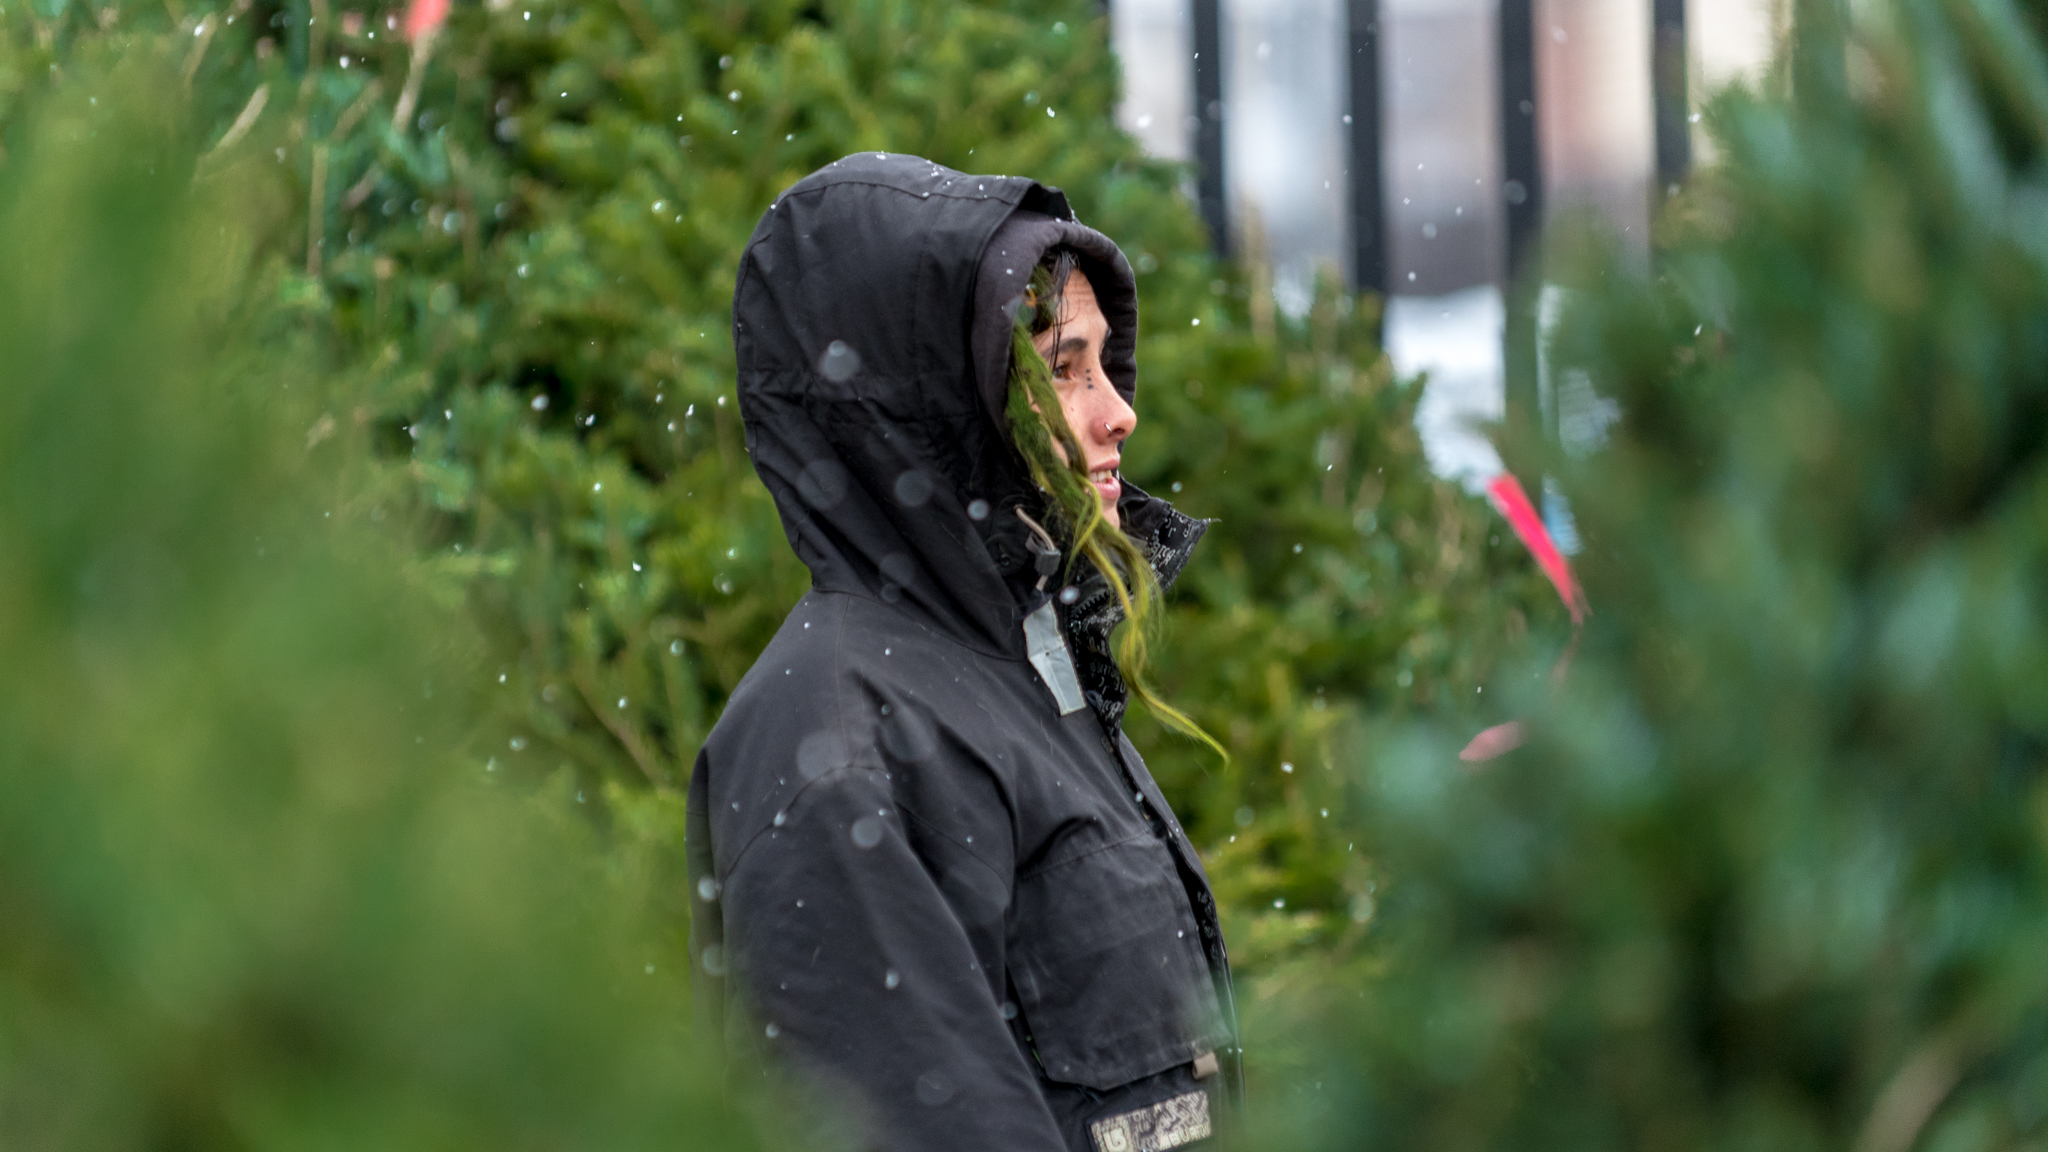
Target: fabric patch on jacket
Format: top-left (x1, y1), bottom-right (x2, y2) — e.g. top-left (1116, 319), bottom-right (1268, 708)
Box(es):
top-left (1024, 599), bottom-right (1088, 714)
top-left (1087, 1089), bottom-right (1212, 1152)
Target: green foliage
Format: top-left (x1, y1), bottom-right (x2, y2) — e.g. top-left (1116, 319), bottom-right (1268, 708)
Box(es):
top-left (1127, 278), bottom-right (1562, 975)
top-left (10, 2), bottom-right (2048, 1145)
top-left (160, 0), bottom-right (1211, 874)
top-left (0, 56), bottom-right (774, 1149)
top-left (13, 0), bottom-right (1550, 979)
top-left (6, 0), bottom-right (1555, 1000)
top-left (1240, 1), bottom-right (2048, 1147)
top-left (287, 0), bottom-right (1193, 831)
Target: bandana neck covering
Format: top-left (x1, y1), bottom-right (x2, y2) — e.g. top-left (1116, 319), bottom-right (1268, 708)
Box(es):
top-left (1056, 492), bottom-right (1209, 731)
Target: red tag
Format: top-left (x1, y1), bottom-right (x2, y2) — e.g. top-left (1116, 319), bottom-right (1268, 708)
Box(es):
top-left (1485, 473), bottom-right (1586, 624)
top-left (1459, 721), bottom-right (1527, 762)
top-left (403, 0), bottom-right (449, 41)
top-left (1463, 476), bottom-right (1589, 763)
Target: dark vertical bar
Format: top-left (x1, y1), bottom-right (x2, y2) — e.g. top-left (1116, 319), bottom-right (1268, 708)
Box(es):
top-left (1498, 0), bottom-right (1543, 458)
top-left (1497, 0), bottom-right (1541, 285)
top-left (1346, 0), bottom-right (1387, 297)
top-left (1653, 0), bottom-right (1690, 193)
top-left (1192, 0), bottom-right (1229, 257)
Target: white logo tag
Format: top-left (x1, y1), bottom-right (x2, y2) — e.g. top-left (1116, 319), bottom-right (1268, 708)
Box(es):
top-left (1088, 1089), bottom-right (1212, 1152)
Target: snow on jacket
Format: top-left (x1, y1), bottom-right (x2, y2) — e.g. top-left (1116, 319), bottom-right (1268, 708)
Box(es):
top-left (687, 152), bottom-right (1241, 1152)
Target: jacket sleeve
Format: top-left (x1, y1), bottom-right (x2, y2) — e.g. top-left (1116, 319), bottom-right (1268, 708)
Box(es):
top-left (709, 760), bottom-right (1065, 1152)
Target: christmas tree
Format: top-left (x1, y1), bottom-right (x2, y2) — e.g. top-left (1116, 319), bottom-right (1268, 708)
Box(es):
top-left (1235, 0), bottom-right (2048, 1146)
top-left (0, 54), bottom-right (775, 1149)
top-left (0, 0), bottom-right (1559, 975)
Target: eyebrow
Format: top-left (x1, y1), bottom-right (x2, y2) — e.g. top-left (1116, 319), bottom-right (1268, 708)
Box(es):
top-left (1051, 336), bottom-right (1090, 359)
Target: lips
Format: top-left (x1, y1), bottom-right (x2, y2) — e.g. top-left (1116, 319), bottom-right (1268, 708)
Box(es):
top-left (1087, 462), bottom-right (1121, 508)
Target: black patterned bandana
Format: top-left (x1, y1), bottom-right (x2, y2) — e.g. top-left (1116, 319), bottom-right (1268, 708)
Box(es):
top-left (1056, 488), bottom-right (1210, 732)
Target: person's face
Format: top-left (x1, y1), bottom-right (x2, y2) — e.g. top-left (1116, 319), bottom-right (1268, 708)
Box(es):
top-left (1032, 272), bottom-right (1135, 530)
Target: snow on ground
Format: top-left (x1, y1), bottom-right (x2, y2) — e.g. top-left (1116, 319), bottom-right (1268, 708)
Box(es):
top-left (1384, 285), bottom-right (1505, 490)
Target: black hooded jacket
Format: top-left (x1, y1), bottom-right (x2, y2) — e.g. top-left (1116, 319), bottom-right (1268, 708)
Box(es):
top-left (687, 153), bottom-right (1241, 1152)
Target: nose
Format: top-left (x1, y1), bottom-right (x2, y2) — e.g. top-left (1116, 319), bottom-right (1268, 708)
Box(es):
top-left (1090, 380), bottom-right (1136, 447)
top-left (1102, 389), bottom-right (1135, 444)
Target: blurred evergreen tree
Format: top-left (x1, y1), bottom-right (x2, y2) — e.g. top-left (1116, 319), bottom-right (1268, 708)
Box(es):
top-left (1238, 0), bottom-right (2048, 1146)
top-left (0, 51), bottom-right (776, 1150)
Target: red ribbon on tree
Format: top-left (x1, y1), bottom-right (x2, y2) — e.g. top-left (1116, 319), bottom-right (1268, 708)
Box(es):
top-left (391, 0), bottom-right (450, 132)
top-left (1484, 473), bottom-right (1585, 624)
top-left (403, 0), bottom-right (450, 42)
top-left (1459, 474), bottom-right (1587, 763)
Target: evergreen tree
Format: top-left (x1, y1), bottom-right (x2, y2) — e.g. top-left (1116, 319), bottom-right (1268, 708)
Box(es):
top-left (1126, 278), bottom-right (1559, 977)
top-left (4, 0), bottom-right (1557, 984)
top-left (0, 54), bottom-right (775, 1150)
top-left (1239, 0), bottom-right (2048, 1145)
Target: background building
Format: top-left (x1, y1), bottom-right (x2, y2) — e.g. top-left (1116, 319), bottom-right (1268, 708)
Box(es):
top-left (1112, 0), bottom-right (1780, 484)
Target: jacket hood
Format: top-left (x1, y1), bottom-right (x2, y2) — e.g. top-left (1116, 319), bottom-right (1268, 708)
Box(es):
top-left (732, 152), bottom-right (1163, 653)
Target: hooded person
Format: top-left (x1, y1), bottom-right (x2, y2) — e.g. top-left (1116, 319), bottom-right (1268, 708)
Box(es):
top-left (687, 152), bottom-right (1242, 1152)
